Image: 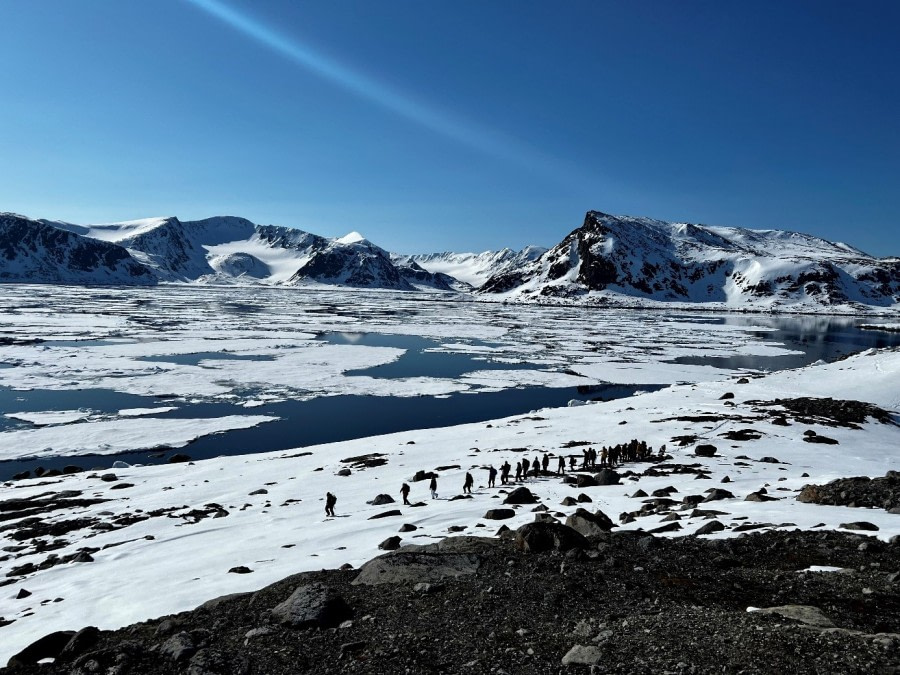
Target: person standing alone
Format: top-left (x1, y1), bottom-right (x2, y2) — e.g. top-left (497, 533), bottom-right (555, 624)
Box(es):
top-left (325, 492), bottom-right (337, 517)
top-left (429, 475), bottom-right (438, 499)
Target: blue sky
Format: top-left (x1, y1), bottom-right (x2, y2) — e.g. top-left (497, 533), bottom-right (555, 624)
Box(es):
top-left (0, 1), bottom-right (897, 254)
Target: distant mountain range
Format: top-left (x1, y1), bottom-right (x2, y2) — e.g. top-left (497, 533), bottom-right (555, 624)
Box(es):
top-left (1, 210), bottom-right (898, 311)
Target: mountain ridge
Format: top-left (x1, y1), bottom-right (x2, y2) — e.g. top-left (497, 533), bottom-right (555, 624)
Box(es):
top-left (478, 211), bottom-right (900, 310)
top-left (3, 209), bottom-right (899, 312)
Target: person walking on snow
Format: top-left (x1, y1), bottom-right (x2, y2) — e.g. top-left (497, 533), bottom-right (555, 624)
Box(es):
top-left (463, 472), bottom-right (474, 494)
top-left (557, 454), bottom-right (565, 475)
top-left (488, 465), bottom-right (497, 488)
top-left (400, 483), bottom-right (411, 505)
top-left (429, 475), bottom-right (438, 499)
top-left (325, 492), bottom-right (337, 517)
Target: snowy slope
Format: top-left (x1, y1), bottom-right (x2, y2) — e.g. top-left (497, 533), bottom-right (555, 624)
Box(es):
top-left (1, 347), bottom-right (899, 663)
top-left (405, 246), bottom-right (547, 288)
top-left (479, 211), bottom-right (900, 311)
top-left (0, 214), bottom-right (157, 285)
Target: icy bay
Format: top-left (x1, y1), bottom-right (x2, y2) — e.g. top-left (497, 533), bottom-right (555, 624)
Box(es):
top-left (1, 284), bottom-right (900, 476)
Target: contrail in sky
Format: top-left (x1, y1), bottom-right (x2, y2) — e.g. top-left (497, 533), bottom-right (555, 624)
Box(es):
top-left (185, 0), bottom-right (599, 193)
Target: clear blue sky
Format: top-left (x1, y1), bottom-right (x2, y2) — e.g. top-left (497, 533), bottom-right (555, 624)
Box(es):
top-left (1, 1), bottom-right (897, 255)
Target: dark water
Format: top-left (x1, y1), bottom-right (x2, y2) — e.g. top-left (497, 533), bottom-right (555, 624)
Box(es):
top-left (0, 383), bottom-right (658, 478)
top-left (3, 317), bottom-right (900, 480)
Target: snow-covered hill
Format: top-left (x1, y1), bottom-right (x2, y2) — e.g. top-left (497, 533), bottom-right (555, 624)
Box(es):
top-left (0, 214), bottom-right (157, 285)
top-left (479, 211), bottom-right (900, 310)
top-left (405, 246), bottom-right (547, 288)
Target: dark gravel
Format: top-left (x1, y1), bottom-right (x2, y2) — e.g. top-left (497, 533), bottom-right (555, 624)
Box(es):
top-left (3, 527), bottom-right (900, 674)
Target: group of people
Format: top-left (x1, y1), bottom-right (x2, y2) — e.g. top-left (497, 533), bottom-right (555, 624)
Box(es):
top-left (324, 440), bottom-right (662, 516)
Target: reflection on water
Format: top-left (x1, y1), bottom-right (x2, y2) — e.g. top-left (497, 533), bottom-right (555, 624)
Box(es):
top-left (669, 315), bottom-right (900, 371)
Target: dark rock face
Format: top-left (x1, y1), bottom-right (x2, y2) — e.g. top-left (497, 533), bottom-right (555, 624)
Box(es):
top-left (270, 583), bottom-right (352, 629)
top-left (0, 214), bottom-right (157, 286)
top-left (476, 210), bottom-right (900, 307)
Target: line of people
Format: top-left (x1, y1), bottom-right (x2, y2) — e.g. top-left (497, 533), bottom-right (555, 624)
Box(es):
top-left (324, 440), bottom-right (664, 516)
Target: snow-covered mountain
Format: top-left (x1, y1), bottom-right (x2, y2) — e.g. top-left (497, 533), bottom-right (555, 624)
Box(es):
top-left (478, 211), bottom-right (900, 310)
top-left (404, 246), bottom-right (547, 288)
top-left (0, 213), bottom-right (157, 285)
top-left (280, 231), bottom-right (457, 291)
top-left (28, 217), bottom-right (456, 291)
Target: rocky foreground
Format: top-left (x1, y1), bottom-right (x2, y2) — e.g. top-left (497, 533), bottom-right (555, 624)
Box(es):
top-left (3, 521), bottom-right (900, 675)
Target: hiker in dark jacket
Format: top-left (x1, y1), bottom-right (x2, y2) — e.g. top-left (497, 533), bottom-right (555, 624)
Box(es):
top-left (325, 492), bottom-right (337, 517)
top-left (463, 472), bottom-right (474, 494)
top-left (400, 483), bottom-right (411, 505)
top-left (429, 476), bottom-right (438, 499)
top-left (487, 466), bottom-right (497, 488)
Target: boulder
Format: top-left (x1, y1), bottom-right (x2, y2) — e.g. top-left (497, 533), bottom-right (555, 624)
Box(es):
top-left (565, 508), bottom-right (614, 537)
top-left (412, 470), bottom-right (437, 482)
top-left (368, 494), bottom-right (395, 506)
top-left (561, 645), bottom-right (603, 666)
top-left (576, 493), bottom-right (593, 503)
top-left (398, 523), bottom-right (418, 532)
top-left (694, 520), bottom-right (726, 535)
top-left (160, 632), bottom-right (196, 662)
top-left (503, 487), bottom-right (538, 504)
top-left (57, 626), bottom-right (99, 660)
top-left (353, 550), bottom-right (481, 586)
top-left (168, 453), bottom-right (191, 463)
top-left (695, 444), bottom-right (717, 457)
top-left (840, 521), bottom-right (879, 531)
top-left (270, 583), bottom-right (352, 629)
top-left (575, 474), bottom-right (598, 488)
top-left (7, 631), bottom-right (76, 667)
top-left (378, 536), bottom-right (402, 551)
top-left (561, 497), bottom-right (578, 507)
top-left (514, 522), bottom-right (589, 553)
top-left (483, 509), bottom-right (516, 520)
top-left (593, 469), bottom-right (620, 486)
top-left (704, 489), bottom-right (735, 502)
